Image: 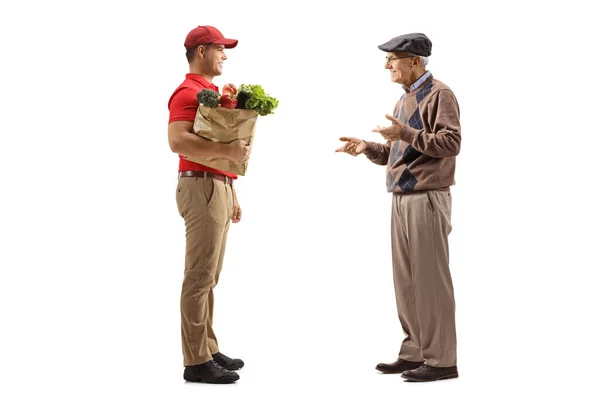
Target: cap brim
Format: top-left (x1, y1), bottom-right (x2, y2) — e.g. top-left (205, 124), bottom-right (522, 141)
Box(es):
top-left (213, 38), bottom-right (238, 49)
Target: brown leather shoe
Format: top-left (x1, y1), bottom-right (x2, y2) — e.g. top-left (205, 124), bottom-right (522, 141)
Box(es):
top-left (401, 364), bottom-right (458, 382)
top-left (375, 358), bottom-right (424, 374)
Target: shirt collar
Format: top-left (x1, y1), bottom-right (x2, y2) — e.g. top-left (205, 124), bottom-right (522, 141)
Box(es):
top-left (404, 70), bottom-right (432, 93)
top-left (186, 73), bottom-right (219, 91)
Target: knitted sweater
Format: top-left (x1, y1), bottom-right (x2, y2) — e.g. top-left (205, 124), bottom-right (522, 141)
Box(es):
top-left (364, 74), bottom-right (461, 193)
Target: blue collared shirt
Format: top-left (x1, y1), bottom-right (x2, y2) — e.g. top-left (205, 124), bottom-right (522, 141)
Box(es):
top-left (396, 71), bottom-right (432, 118)
top-left (409, 70), bottom-right (432, 92)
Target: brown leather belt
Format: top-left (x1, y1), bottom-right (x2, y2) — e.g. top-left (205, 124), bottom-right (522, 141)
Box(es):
top-left (178, 170), bottom-right (234, 185)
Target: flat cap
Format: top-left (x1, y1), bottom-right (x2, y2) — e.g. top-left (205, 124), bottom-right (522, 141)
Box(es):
top-left (378, 33), bottom-right (432, 57)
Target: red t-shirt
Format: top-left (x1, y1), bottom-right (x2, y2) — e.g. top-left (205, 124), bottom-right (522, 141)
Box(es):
top-left (168, 73), bottom-right (238, 179)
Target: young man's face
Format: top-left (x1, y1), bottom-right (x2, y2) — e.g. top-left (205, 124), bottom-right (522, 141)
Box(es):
top-left (200, 44), bottom-right (227, 76)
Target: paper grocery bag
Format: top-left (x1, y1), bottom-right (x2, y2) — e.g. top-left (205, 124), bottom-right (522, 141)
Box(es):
top-left (185, 105), bottom-right (259, 176)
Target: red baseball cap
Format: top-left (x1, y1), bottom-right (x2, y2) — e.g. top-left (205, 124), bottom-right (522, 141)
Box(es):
top-left (184, 26), bottom-right (238, 50)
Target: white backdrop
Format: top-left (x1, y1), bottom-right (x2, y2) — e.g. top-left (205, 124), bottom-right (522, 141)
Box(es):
top-left (1, 0), bottom-right (599, 399)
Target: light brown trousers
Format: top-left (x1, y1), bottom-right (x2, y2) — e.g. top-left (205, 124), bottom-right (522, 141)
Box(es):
top-left (391, 190), bottom-right (457, 367)
top-left (176, 176), bottom-right (233, 366)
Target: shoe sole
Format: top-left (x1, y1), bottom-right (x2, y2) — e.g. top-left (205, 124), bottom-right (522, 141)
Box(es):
top-left (402, 372), bottom-right (459, 382)
top-left (227, 363), bottom-right (244, 371)
top-left (375, 367), bottom-right (406, 374)
top-left (184, 378), bottom-right (239, 384)
top-left (184, 375), bottom-right (240, 384)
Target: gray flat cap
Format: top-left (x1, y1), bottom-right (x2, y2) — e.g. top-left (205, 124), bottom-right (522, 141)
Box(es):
top-left (378, 33), bottom-right (432, 57)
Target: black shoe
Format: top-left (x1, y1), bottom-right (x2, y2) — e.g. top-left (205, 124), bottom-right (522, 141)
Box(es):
top-left (376, 358), bottom-right (424, 374)
top-left (183, 360), bottom-right (240, 384)
top-left (212, 352), bottom-right (244, 371)
top-left (401, 364), bottom-right (458, 382)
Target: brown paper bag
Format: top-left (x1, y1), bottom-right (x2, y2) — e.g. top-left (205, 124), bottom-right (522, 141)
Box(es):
top-left (185, 105), bottom-right (259, 176)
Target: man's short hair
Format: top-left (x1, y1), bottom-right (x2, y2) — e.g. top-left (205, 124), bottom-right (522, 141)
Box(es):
top-left (186, 46), bottom-right (198, 63)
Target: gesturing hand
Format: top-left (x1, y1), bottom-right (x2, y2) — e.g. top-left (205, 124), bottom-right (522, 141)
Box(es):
top-left (335, 137), bottom-right (367, 156)
top-left (372, 114), bottom-right (405, 142)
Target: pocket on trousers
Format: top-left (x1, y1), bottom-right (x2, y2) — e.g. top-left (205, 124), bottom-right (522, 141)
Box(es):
top-left (425, 191), bottom-right (436, 212)
top-left (203, 179), bottom-right (216, 206)
top-left (176, 181), bottom-right (187, 217)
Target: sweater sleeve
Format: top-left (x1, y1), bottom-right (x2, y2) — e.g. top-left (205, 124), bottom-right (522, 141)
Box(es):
top-left (363, 141), bottom-right (391, 165)
top-left (399, 89), bottom-right (461, 158)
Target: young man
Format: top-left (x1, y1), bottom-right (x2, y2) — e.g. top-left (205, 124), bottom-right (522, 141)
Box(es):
top-left (167, 25), bottom-right (251, 384)
top-left (336, 33), bottom-right (461, 382)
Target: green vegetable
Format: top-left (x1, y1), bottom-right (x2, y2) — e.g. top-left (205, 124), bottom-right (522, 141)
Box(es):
top-left (237, 84), bottom-right (279, 116)
top-left (196, 89), bottom-right (220, 108)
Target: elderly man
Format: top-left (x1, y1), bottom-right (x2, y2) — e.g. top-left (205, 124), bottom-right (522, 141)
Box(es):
top-left (336, 33), bottom-right (461, 382)
top-left (167, 25), bottom-right (251, 384)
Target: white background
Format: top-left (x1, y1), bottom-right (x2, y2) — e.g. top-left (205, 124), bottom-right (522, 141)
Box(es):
top-left (1, 0), bottom-right (599, 398)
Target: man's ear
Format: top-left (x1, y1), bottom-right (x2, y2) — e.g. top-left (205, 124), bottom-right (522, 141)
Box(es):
top-left (412, 56), bottom-right (421, 67)
top-left (196, 45), bottom-right (206, 60)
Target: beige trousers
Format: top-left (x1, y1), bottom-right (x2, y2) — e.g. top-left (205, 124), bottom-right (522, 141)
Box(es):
top-left (176, 176), bottom-right (233, 366)
top-left (391, 190), bottom-right (457, 367)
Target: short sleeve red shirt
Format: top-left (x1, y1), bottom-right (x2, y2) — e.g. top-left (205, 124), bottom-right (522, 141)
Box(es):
top-left (168, 73), bottom-right (237, 179)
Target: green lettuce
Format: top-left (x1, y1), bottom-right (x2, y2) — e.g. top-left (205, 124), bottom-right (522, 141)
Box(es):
top-left (237, 84), bottom-right (279, 116)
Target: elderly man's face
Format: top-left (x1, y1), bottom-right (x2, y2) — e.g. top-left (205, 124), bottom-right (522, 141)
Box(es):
top-left (385, 52), bottom-right (417, 86)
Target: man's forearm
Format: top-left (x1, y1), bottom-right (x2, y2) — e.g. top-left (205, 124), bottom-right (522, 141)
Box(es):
top-left (173, 131), bottom-right (230, 159)
top-left (364, 141), bottom-right (391, 165)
